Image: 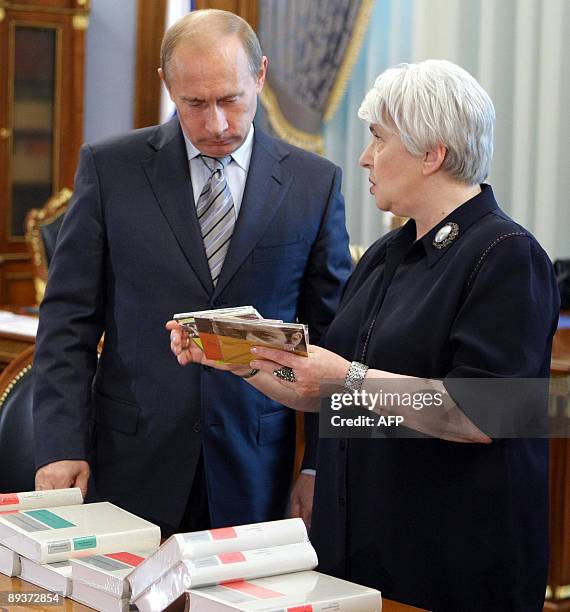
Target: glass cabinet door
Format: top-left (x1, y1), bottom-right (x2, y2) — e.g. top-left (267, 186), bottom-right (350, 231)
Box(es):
top-left (11, 24), bottom-right (58, 238)
top-left (0, 2), bottom-right (88, 307)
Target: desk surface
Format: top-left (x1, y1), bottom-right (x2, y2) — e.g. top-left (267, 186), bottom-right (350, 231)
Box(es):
top-left (0, 574), bottom-right (428, 611)
top-left (0, 310), bottom-right (36, 369)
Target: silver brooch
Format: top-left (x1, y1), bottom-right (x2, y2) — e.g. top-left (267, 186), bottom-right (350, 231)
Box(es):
top-left (432, 222), bottom-right (459, 249)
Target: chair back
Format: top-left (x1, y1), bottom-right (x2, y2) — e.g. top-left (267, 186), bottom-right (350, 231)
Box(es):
top-left (0, 346), bottom-right (36, 492)
top-left (25, 188), bottom-right (72, 305)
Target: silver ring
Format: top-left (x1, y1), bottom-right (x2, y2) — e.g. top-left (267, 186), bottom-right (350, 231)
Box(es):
top-left (273, 366), bottom-right (297, 383)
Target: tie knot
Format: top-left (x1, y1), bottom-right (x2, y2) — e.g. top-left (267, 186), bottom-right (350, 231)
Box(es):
top-left (200, 155), bottom-right (231, 173)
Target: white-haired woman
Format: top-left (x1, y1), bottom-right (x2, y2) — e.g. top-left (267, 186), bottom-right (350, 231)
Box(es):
top-left (168, 60), bottom-right (559, 611)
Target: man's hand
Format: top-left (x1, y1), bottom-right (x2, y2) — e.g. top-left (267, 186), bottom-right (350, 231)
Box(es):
top-left (35, 460), bottom-right (90, 499)
top-left (165, 320), bottom-right (251, 375)
top-left (166, 320), bottom-right (199, 367)
top-left (290, 472), bottom-right (315, 531)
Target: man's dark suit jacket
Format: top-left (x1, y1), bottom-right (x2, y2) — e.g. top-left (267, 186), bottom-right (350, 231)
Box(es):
top-left (32, 119), bottom-right (351, 531)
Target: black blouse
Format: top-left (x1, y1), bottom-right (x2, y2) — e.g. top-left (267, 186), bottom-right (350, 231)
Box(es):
top-left (311, 185), bottom-right (560, 612)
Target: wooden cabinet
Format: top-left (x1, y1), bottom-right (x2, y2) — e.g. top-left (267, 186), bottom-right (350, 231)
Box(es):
top-left (0, 0), bottom-right (89, 306)
top-left (546, 326), bottom-right (570, 611)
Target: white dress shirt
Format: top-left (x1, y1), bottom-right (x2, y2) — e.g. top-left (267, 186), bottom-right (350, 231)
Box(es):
top-left (184, 125), bottom-right (255, 216)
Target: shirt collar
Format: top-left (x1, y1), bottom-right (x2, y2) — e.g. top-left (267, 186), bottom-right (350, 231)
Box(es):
top-left (183, 124), bottom-right (255, 170)
top-left (386, 184), bottom-right (500, 267)
top-left (422, 183), bottom-right (499, 267)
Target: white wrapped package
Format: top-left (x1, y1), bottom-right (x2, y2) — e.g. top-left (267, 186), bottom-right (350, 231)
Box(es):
top-left (0, 544), bottom-right (20, 577)
top-left (128, 518), bottom-right (307, 600)
top-left (70, 550), bottom-right (152, 597)
top-left (186, 571), bottom-right (382, 611)
top-left (132, 541), bottom-right (318, 612)
top-left (72, 580), bottom-right (131, 612)
top-left (0, 488), bottom-right (83, 513)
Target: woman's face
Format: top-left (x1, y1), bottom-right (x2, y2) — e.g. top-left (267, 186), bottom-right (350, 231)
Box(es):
top-left (359, 123), bottom-right (423, 216)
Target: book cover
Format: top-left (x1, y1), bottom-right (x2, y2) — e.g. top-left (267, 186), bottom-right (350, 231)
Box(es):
top-left (194, 315), bottom-right (224, 359)
top-left (0, 488), bottom-right (83, 513)
top-left (0, 543), bottom-right (20, 577)
top-left (71, 550), bottom-right (151, 598)
top-left (200, 318), bottom-right (309, 365)
top-left (174, 306), bottom-right (262, 338)
top-left (0, 502), bottom-right (160, 563)
top-left (72, 580), bottom-right (134, 612)
top-left (129, 518), bottom-right (308, 601)
top-left (19, 557), bottom-right (72, 597)
top-left (185, 571), bottom-right (382, 611)
top-left (133, 542), bottom-right (318, 612)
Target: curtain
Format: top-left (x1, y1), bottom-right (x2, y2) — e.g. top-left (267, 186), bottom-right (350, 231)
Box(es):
top-left (325, 0), bottom-right (570, 259)
top-left (257, 0), bottom-right (374, 153)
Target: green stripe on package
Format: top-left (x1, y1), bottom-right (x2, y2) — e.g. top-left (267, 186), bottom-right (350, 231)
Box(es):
top-left (73, 536), bottom-right (97, 550)
top-left (25, 509), bottom-right (75, 529)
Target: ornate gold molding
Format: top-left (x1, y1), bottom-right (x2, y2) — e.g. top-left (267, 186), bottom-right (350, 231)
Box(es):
top-left (72, 15), bottom-right (89, 30)
top-left (25, 188), bottom-right (72, 304)
top-left (547, 584), bottom-right (570, 601)
top-left (0, 4), bottom-right (89, 16)
top-left (0, 7), bottom-right (5, 22)
top-left (260, 85), bottom-right (324, 154)
top-left (324, 0), bottom-right (375, 122)
top-left (0, 363), bottom-right (32, 407)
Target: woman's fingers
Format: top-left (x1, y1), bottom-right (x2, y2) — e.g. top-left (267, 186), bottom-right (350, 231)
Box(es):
top-left (249, 356), bottom-right (288, 376)
top-left (250, 346), bottom-right (302, 368)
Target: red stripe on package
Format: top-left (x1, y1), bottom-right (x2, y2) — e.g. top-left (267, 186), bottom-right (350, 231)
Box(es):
top-left (0, 494), bottom-right (19, 506)
top-left (223, 579), bottom-right (283, 599)
top-left (218, 551), bottom-right (246, 564)
top-left (210, 527), bottom-right (237, 540)
top-left (106, 552), bottom-right (145, 567)
top-left (288, 606), bottom-right (314, 612)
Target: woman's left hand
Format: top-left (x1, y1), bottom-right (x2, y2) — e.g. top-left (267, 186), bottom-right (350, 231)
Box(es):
top-left (250, 345), bottom-right (350, 397)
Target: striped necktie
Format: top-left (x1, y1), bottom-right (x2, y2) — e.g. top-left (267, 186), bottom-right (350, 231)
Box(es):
top-left (196, 155), bottom-right (236, 286)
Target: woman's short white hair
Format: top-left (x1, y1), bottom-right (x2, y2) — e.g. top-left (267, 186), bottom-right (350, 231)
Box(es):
top-left (358, 59), bottom-right (495, 185)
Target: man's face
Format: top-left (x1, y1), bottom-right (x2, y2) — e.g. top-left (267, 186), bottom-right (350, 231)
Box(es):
top-left (161, 36), bottom-right (267, 157)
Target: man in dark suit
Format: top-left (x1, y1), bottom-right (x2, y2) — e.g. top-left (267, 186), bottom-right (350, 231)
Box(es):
top-left (32, 9), bottom-right (351, 535)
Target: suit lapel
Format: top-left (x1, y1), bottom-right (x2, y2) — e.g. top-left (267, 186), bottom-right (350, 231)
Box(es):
top-left (213, 130), bottom-right (292, 297)
top-left (141, 119), bottom-right (213, 294)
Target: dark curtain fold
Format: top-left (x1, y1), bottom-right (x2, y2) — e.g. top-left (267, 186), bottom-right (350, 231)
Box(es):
top-left (257, 0), bottom-right (373, 152)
